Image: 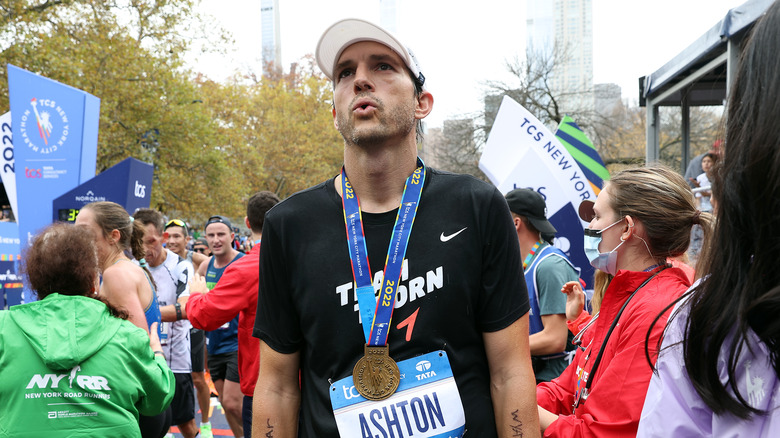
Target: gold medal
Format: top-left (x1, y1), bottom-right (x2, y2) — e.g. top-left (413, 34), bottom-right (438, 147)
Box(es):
top-left (352, 344), bottom-right (400, 401)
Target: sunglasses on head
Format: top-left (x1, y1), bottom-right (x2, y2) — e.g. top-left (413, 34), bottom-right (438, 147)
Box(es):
top-left (165, 219), bottom-right (187, 231)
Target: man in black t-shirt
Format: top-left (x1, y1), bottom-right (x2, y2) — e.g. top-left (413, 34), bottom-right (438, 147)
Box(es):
top-left (252, 18), bottom-right (538, 437)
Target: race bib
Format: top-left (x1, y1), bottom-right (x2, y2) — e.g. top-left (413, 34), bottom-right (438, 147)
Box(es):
top-left (330, 350), bottom-right (465, 438)
top-left (159, 321), bottom-right (170, 346)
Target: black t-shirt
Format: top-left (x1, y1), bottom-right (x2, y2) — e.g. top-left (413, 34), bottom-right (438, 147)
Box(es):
top-left (254, 167), bottom-right (529, 436)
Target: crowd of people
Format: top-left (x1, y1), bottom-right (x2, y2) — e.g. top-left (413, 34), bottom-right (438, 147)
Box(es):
top-left (0, 192), bottom-right (278, 438)
top-left (2, 2), bottom-right (780, 437)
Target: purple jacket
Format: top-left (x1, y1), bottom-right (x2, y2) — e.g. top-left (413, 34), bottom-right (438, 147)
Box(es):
top-left (638, 297), bottom-right (780, 437)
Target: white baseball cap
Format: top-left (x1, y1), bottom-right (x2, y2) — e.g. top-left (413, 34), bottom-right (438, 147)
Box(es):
top-left (315, 18), bottom-right (426, 89)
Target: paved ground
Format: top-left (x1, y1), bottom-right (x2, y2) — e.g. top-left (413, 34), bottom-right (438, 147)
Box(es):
top-left (170, 396), bottom-right (237, 437)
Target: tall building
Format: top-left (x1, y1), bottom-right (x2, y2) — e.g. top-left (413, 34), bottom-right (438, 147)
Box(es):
top-left (594, 83), bottom-right (622, 116)
top-left (261, 0), bottom-right (282, 75)
top-left (526, 0), bottom-right (554, 55)
top-left (526, 0), bottom-right (593, 113)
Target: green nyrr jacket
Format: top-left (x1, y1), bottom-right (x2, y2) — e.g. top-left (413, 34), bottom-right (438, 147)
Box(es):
top-left (0, 294), bottom-right (174, 437)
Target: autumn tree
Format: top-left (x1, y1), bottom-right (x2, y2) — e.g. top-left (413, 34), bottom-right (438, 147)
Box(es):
top-left (0, 0), bottom-right (240, 215)
top-left (1, 1), bottom-right (350, 220)
top-left (196, 58), bottom-right (343, 202)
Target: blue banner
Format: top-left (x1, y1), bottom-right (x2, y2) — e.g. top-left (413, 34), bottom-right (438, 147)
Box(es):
top-left (52, 157), bottom-right (153, 222)
top-left (8, 64), bottom-right (99, 250)
top-left (0, 223), bottom-right (21, 308)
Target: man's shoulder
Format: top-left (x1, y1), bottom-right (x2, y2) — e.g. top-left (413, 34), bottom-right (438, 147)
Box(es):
top-left (223, 250), bottom-right (260, 279)
top-left (165, 250), bottom-right (189, 270)
top-left (231, 249), bottom-right (259, 266)
top-left (536, 249), bottom-right (578, 280)
top-left (427, 167), bottom-right (495, 191)
top-left (160, 249), bottom-right (178, 265)
top-left (424, 168), bottom-right (503, 207)
top-left (152, 250), bottom-right (189, 278)
top-left (266, 179), bottom-right (334, 219)
top-left (537, 248), bottom-right (575, 268)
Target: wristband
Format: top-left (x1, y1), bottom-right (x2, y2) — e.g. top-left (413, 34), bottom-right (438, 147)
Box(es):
top-left (154, 350), bottom-right (164, 356)
top-left (175, 302), bottom-right (182, 320)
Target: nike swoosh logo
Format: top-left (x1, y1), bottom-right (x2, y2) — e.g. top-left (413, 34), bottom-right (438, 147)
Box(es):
top-left (440, 227), bottom-right (467, 242)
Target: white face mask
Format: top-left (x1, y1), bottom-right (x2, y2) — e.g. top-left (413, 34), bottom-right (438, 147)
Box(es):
top-left (583, 217), bottom-right (625, 275)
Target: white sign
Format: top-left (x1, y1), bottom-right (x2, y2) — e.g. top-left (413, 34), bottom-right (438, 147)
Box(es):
top-left (479, 96), bottom-right (594, 226)
top-left (0, 112), bottom-right (18, 221)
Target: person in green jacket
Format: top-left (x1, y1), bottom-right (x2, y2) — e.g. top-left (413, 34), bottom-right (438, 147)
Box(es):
top-left (0, 223), bottom-right (175, 437)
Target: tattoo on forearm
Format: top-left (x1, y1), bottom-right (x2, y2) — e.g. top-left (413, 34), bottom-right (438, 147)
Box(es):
top-left (510, 409), bottom-right (524, 437)
top-left (266, 418), bottom-right (274, 437)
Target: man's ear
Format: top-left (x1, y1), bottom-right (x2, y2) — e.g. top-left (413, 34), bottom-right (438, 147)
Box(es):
top-left (513, 216), bottom-right (524, 233)
top-left (414, 91), bottom-right (434, 120)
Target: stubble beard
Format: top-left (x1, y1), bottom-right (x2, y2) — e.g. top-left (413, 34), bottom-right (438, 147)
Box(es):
top-left (337, 95), bottom-right (416, 148)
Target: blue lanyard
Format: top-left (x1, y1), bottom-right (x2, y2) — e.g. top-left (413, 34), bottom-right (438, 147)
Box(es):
top-left (341, 159), bottom-right (426, 346)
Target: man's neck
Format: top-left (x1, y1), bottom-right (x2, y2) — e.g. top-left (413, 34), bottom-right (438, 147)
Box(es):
top-left (173, 248), bottom-right (187, 260)
top-left (150, 248), bottom-right (167, 268)
top-left (337, 141), bottom-right (418, 213)
top-left (214, 248), bottom-right (239, 268)
top-left (520, 232), bottom-right (543, 262)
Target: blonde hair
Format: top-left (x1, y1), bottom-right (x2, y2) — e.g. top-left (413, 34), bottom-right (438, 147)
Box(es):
top-left (607, 166), bottom-right (713, 272)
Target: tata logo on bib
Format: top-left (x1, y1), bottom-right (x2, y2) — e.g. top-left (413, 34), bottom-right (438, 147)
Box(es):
top-left (415, 360), bottom-right (437, 381)
top-left (415, 360), bottom-right (432, 372)
top-left (19, 98), bottom-right (69, 155)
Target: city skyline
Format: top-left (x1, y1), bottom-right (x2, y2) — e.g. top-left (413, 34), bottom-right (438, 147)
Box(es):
top-left (192, 0), bottom-right (743, 129)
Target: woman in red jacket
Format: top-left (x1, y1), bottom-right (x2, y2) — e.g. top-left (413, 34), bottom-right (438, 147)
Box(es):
top-left (537, 166), bottom-right (712, 437)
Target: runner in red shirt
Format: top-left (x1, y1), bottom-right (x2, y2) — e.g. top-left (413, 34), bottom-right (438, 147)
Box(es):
top-left (186, 191), bottom-right (280, 434)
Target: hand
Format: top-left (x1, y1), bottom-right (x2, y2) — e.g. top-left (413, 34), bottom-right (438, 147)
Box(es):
top-left (689, 177), bottom-right (701, 188)
top-left (190, 273), bottom-right (208, 294)
top-left (561, 281), bottom-right (585, 322)
top-left (538, 405), bottom-right (558, 432)
top-left (149, 321), bottom-right (162, 352)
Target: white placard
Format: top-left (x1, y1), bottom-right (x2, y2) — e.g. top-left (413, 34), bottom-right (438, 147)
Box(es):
top-left (0, 112), bottom-right (18, 222)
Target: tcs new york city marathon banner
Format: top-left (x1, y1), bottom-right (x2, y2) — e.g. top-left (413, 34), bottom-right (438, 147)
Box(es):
top-left (4, 66), bottom-right (153, 306)
top-left (479, 96), bottom-right (598, 289)
top-left (8, 64), bottom-right (99, 251)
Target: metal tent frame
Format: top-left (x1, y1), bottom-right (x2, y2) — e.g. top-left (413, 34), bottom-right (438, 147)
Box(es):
top-left (640, 0), bottom-right (772, 171)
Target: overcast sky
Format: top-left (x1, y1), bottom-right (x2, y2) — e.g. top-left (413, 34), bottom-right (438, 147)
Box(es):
top-left (189, 0), bottom-right (745, 129)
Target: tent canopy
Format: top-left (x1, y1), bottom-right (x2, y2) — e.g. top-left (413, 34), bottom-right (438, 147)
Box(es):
top-left (639, 0), bottom-right (772, 167)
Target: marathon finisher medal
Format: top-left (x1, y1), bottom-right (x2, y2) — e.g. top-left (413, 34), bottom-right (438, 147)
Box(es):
top-left (353, 344), bottom-right (400, 401)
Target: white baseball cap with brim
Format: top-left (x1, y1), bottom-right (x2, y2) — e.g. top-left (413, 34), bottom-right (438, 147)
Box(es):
top-left (315, 18), bottom-right (426, 89)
